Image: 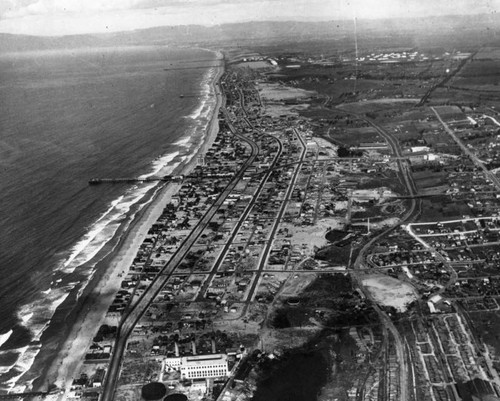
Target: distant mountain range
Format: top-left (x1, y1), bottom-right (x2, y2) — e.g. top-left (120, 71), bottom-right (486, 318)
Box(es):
top-left (1, 14), bottom-right (499, 53)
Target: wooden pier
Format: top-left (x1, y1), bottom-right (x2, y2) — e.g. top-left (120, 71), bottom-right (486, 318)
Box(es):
top-left (88, 176), bottom-right (183, 185)
top-left (0, 391), bottom-right (47, 399)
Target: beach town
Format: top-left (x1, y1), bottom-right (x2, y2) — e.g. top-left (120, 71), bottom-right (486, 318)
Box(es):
top-left (3, 12), bottom-right (500, 401)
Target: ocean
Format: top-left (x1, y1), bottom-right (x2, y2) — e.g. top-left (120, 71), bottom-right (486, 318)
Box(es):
top-left (0, 45), bottom-right (219, 393)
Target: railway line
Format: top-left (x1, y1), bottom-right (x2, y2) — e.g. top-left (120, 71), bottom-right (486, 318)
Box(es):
top-left (100, 102), bottom-right (259, 401)
top-left (332, 107), bottom-right (419, 401)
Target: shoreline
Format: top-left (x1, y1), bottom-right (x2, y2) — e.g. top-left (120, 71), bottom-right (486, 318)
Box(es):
top-left (31, 50), bottom-right (225, 395)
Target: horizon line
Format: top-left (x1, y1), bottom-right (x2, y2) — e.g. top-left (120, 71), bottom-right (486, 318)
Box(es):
top-left (0, 12), bottom-right (495, 39)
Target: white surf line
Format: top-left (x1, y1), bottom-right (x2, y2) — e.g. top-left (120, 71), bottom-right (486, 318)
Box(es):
top-left (0, 330), bottom-right (13, 348)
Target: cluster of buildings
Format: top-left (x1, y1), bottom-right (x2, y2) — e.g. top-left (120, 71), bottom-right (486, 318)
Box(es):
top-left (82, 65), bottom-right (336, 400)
top-left (63, 41), bottom-right (500, 401)
top-left (105, 129), bottom-right (251, 316)
top-left (356, 51), bottom-right (429, 63)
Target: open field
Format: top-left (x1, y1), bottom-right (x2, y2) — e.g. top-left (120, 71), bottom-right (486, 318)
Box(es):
top-left (418, 197), bottom-right (473, 221)
top-left (259, 82), bottom-right (315, 101)
top-left (412, 169), bottom-right (449, 193)
top-left (362, 275), bottom-right (417, 312)
top-left (468, 312), bottom-right (500, 367)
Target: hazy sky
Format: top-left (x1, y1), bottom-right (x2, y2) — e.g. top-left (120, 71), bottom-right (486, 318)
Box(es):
top-left (0, 0), bottom-right (498, 36)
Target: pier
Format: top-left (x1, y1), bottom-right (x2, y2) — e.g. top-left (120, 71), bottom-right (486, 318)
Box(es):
top-left (88, 176), bottom-right (183, 185)
top-left (0, 391), bottom-right (47, 399)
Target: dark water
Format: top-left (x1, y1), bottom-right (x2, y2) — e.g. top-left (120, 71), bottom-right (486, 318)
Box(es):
top-left (0, 45), bottom-right (218, 392)
top-left (252, 351), bottom-right (328, 401)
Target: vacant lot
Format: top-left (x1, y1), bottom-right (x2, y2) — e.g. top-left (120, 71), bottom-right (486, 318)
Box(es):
top-left (362, 275), bottom-right (417, 311)
top-left (469, 311), bottom-right (500, 368)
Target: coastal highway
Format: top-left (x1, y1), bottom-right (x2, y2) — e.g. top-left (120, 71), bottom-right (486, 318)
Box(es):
top-left (100, 105), bottom-right (259, 401)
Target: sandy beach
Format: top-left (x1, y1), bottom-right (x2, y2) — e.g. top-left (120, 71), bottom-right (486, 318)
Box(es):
top-left (35, 50), bottom-right (225, 397)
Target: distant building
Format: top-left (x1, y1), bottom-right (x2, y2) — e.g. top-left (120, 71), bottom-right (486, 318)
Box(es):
top-left (410, 146), bottom-right (431, 153)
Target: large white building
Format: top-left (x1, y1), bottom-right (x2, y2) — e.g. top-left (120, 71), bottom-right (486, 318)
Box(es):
top-left (165, 354), bottom-right (229, 380)
top-left (164, 357), bottom-right (182, 372)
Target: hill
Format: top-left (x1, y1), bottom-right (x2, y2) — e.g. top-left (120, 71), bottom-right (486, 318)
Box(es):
top-left (0, 14), bottom-right (498, 53)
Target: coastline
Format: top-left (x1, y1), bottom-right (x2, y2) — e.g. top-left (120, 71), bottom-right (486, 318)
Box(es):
top-left (32, 50), bottom-right (225, 395)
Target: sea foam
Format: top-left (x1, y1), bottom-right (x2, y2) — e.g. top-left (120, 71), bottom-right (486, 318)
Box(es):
top-left (0, 346), bottom-right (28, 377)
top-left (138, 151), bottom-right (181, 180)
top-left (185, 67), bottom-right (215, 121)
top-left (7, 177), bottom-right (169, 391)
top-left (5, 345), bottom-right (41, 393)
top-left (0, 331), bottom-right (13, 349)
top-left (60, 179), bottom-right (160, 275)
top-left (1, 46), bottom-right (220, 394)
top-left (4, 283), bottom-right (80, 391)
top-left (173, 136), bottom-right (191, 148)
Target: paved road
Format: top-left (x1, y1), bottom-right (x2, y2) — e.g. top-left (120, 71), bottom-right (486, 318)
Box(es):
top-left (195, 110), bottom-right (283, 301)
top-left (100, 105), bottom-right (259, 401)
top-left (334, 110), bottom-right (417, 401)
top-left (483, 114), bottom-right (500, 127)
top-left (231, 87), bottom-right (308, 313)
top-left (416, 53), bottom-right (474, 107)
top-left (432, 106), bottom-right (500, 191)
top-left (243, 128), bottom-right (307, 314)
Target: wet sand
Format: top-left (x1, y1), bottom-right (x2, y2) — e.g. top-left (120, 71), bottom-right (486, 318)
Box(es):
top-left (36, 51), bottom-right (225, 397)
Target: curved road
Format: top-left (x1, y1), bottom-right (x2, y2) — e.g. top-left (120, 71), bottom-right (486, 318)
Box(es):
top-left (243, 128), bottom-right (307, 314)
top-left (195, 105), bottom-right (283, 302)
top-left (334, 108), bottom-right (419, 401)
top-left (100, 103), bottom-right (260, 401)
